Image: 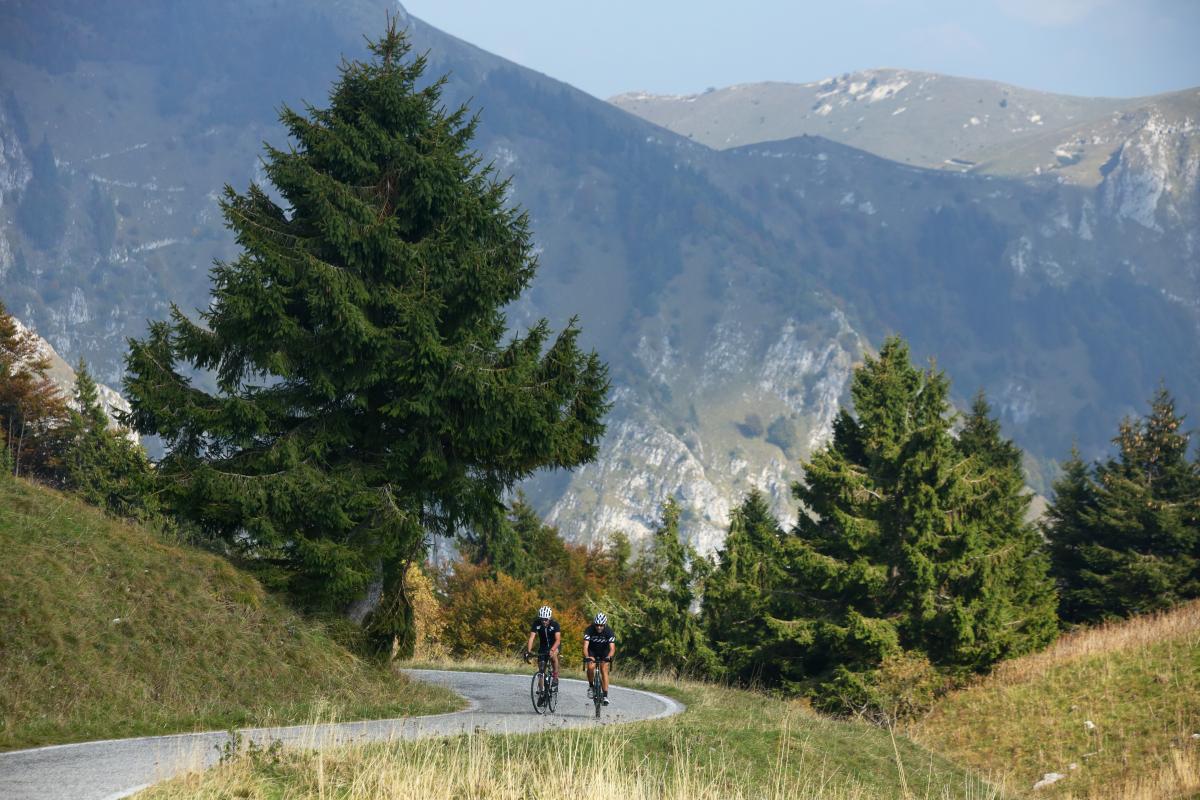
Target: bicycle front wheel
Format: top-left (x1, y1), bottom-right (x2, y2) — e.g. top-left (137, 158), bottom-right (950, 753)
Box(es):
top-left (530, 671), bottom-right (545, 714)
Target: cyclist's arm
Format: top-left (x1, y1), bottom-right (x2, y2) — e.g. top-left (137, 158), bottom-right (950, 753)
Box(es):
top-left (525, 631), bottom-right (537, 653)
top-left (606, 640), bottom-right (615, 660)
top-left (551, 629), bottom-right (561, 654)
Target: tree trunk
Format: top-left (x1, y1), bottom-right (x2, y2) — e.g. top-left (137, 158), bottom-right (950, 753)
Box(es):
top-left (365, 555), bottom-right (416, 662)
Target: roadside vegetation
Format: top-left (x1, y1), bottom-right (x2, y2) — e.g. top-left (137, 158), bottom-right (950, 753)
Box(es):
top-left (908, 600), bottom-right (1200, 799)
top-left (0, 477), bottom-right (460, 750)
top-left (138, 677), bottom-right (1000, 800)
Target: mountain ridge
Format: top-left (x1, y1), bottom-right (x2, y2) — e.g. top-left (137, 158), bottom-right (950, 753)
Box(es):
top-left (1, 2), bottom-right (1196, 550)
top-left (610, 69), bottom-right (1198, 187)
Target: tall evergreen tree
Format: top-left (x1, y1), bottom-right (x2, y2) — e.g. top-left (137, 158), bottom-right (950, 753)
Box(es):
top-left (460, 492), bottom-right (567, 587)
top-left (954, 392), bottom-right (1059, 663)
top-left (773, 338), bottom-right (1055, 709)
top-left (1046, 388), bottom-right (1200, 621)
top-left (615, 499), bottom-right (716, 675)
top-left (122, 23), bottom-right (610, 657)
top-left (1043, 447), bottom-right (1101, 620)
top-left (64, 360), bottom-right (156, 518)
top-left (702, 490), bottom-right (790, 683)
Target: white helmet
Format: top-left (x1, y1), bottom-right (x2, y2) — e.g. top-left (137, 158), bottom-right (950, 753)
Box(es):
top-left (538, 605), bottom-right (553, 620)
top-left (594, 612), bottom-right (608, 626)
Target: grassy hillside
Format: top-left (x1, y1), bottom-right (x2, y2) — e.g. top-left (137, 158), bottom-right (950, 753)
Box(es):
top-left (140, 671), bottom-right (1000, 800)
top-left (908, 602), bottom-right (1200, 799)
top-left (0, 477), bottom-right (461, 750)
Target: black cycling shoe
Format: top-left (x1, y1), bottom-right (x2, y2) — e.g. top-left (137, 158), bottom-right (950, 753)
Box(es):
top-left (601, 695), bottom-right (609, 706)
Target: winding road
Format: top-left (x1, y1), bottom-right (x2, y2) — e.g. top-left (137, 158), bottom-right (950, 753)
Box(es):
top-left (0, 670), bottom-right (683, 800)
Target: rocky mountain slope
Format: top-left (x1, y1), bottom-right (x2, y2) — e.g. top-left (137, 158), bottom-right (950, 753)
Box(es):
top-left (612, 71), bottom-right (1196, 181)
top-left (1, 2), bottom-right (1197, 551)
top-left (10, 314), bottom-right (131, 434)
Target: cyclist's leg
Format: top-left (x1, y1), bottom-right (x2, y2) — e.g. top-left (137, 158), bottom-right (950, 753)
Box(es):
top-left (550, 650), bottom-right (559, 684)
top-left (600, 660), bottom-right (610, 694)
top-left (585, 658), bottom-right (595, 691)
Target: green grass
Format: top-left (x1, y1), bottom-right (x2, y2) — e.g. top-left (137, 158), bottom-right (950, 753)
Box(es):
top-left (0, 477), bottom-right (462, 750)
top-left (141, 667), bottom-right (1001, 800)
top-left (908, 601), bottom-right (1200, 799)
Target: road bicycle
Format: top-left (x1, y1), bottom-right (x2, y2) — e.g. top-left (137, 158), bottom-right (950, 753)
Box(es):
top-left (584, 656), bottom-right (612, 718)
top-left (525, 651), bottom-right (558, 714)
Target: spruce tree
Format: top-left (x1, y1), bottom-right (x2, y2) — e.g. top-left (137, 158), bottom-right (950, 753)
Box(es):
top-left (64, 360), bottom-right (156, 518)
top-left (1043, 448), bottom-right (1102, 620)
top-left (122, 22), bottom-right (610, 657)
top-left (776, 337), bottom-right (1055, 710)
top-left (702, 490), bottom-right (790, 682)
top-left (1047, 388), bottom-right (1200, 620)
top-left (617, 500), bottom-right (716, 674)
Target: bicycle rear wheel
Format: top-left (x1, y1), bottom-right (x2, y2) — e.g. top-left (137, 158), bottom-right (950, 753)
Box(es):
top-left (547, 678), bottom-right (558, 713)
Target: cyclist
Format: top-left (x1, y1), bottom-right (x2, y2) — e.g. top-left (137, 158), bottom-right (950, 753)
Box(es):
top-left (583, 612), bottom-right (616, 705)
top-left (524, 605), bottom-right (561, 687)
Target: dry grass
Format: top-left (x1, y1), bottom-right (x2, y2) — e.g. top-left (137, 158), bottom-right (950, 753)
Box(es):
top-left (908, 601), bottom-right (1200, 799)
top-left (140, 676), bottom-right (1004, 800)
top-left (0, 477), bottom-right (461, 749)
top-left (990, 601), bottom-right (1200, 686)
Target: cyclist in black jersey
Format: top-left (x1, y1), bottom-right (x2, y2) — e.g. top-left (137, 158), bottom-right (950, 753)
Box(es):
top-left (524, 605), bottom-right (561, 686)
top-left (583, 612), bottom-right (616, 704)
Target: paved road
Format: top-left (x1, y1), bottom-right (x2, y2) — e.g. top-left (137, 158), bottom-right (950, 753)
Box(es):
top-left (0, 669), bottom-right (683, 800)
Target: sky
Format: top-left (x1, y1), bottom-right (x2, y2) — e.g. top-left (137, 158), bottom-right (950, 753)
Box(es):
top-left (401, 0), bottom-right (1200, 100)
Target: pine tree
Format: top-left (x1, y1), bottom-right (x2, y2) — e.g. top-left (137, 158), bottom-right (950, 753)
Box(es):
top-left (1047, 388), bottom-right (1200, 621)
top-left (774, 337), bottom-right (1055, 710)
top-left (1043, 448), bottom-right (1102, 620)
top-left (616, 499), bottom-right (716, 675)
top-left (64, 359), bottom-right (156, 518)
top-left (121, 22), bottom-right (610, 658)
top-left (702, 490), bottom-right (790, 682)
top-left (953, 392), bottom-right (1058, 665)
top-left (460, 492), bottom-right (567, 588)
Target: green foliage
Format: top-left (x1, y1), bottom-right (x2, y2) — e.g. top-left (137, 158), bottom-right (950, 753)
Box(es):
top-left (63, 359), bottom-right (157, 519)
top-left (819, 650), bottom-right (946, 725)
top-left (703, 490), bottom-right (790, 682)
top-left (732, 338), bottom-right (1057, 713)
top-left (1045, 387), bottom-right (1200, 622)
top-left (614, 499), bottom-right (717, 675)
top-left (121, 23), bottom-right (609, 658)
top-left (460, 492), bottom-right (567, 588)
top-left (15, 135), bottom-right (68, 251)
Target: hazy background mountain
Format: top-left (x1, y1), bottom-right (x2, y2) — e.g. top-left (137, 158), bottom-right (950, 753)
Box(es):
top-left (1, 1), bottom-right (1196, 551)
top-left (611, 72), bottom-right (1196, 182)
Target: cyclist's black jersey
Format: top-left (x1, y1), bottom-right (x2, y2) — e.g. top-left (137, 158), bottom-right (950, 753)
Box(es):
top-left (530, 618), bottom-right (561, 653)
top-left (584, 624), bottom-right (616, 658)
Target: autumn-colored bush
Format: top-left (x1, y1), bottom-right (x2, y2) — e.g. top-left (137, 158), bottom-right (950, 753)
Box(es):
top-left (442, 565), bottom-right (542, 658)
